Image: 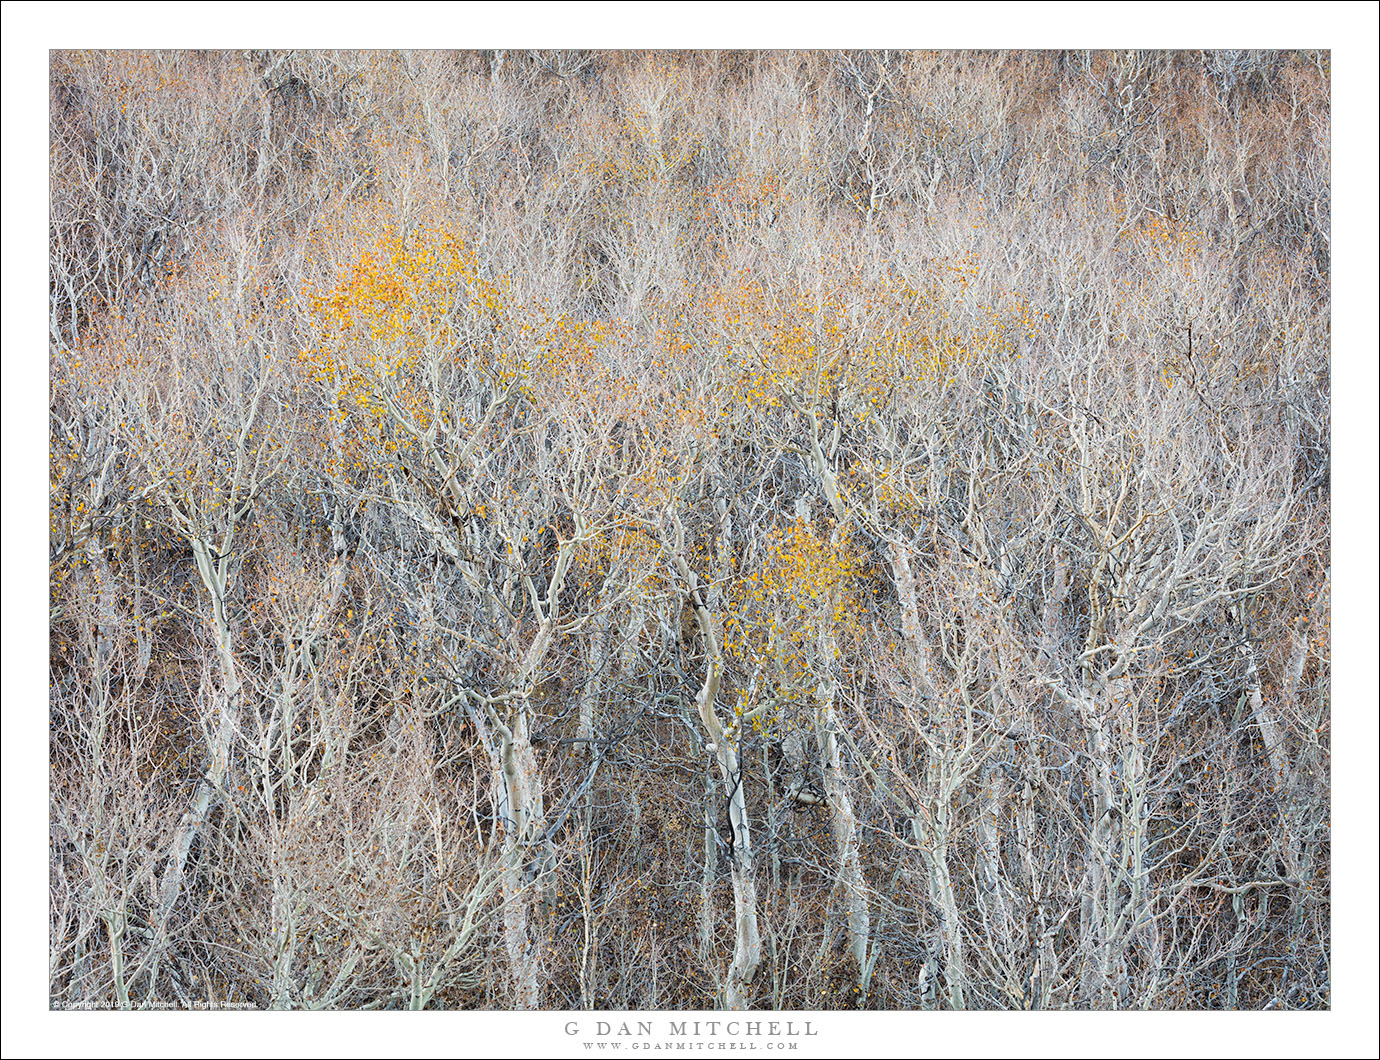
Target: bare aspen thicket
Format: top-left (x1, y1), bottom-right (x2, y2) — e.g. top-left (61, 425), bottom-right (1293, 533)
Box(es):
top-left (49, 49), bottom-right (1330, 1011)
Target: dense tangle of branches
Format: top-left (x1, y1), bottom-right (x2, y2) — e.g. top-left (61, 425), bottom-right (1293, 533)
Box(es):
top-left (49, 49), bottom-right (1329, 1011)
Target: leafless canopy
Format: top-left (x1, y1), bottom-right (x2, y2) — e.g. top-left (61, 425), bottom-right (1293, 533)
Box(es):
top-left (49, 49), bottom-right (1329, 1011)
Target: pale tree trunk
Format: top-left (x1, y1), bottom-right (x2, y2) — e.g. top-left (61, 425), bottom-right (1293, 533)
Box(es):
top-left (814, 635), bottom-right (870, 991)
top-left (698, 757), bottom-right (718, 968)
top-left (911, 765), bottom-right (967, 1010)
top-left (472, 693), bottom-right (548, 1010)
top-left (981, 636), bottom-right (1028, 983)
top-left (156, 534), bottom-right (242, 938)
top-left (1069, 651), bottom-right (1153, 1009)
top-left (716, 722), bottom-right (761, 1009)
top-left (1279, 578), bottom-right (1328, 978)
top-left (667, 513), bottom-right (761, 1009)
top-left (888, 539), bottom-right (966, 1008)
top-left (1074, 690), bottom-right (1122, 1008)
top-left (1237, 575), bottom-right (1328, 998)
top-left (576, 600), bottom-right (611, 752)
top-left (620, 596), bottom-right (645, 682)
top-left (1014, 771), bottom-right (1056, 1010)
top-left (792, 398), bottom-right (874, 991)
top-left (470, 521), bottom-right (586, 1008)
top-left (503, 702), bottom-right (546, 1009)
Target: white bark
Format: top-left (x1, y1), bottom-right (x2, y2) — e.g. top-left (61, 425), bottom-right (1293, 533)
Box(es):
top-left (666, 515), bottom-right (761, 1009)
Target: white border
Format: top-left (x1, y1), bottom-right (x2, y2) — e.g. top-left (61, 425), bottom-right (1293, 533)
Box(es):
top-left (4, 5), bottom-right (1376, 1058)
